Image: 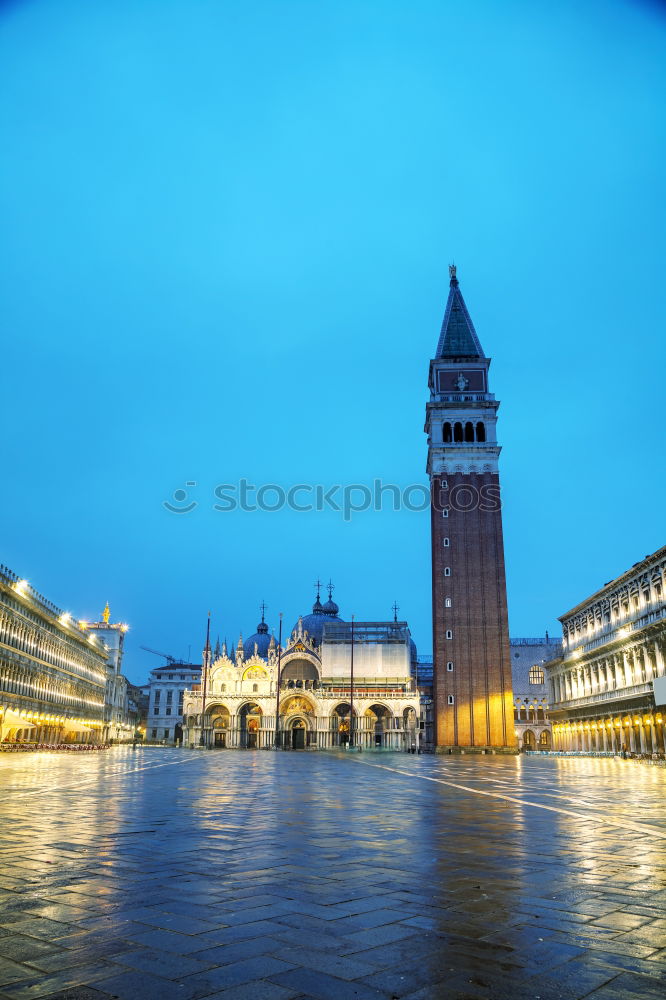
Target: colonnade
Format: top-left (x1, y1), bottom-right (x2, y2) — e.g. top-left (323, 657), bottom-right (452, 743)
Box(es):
top-left (553, 711), bottom-right (665, 754)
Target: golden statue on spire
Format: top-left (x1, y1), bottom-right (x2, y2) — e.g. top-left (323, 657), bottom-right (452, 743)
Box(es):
top-left (102, 602), bottom-right (111, 624)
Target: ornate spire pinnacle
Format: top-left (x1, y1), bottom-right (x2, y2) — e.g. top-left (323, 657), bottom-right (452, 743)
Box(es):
top-left (260, 600), bottom-right (267, 623)
top-left (392, 601), bottom-right (400, 623)
top-left (102, 602), bottom-right (110, 624)
top-left (436, 267), bottom-right (485, 360)
top-left (327, 580), bottom-right (335, 600)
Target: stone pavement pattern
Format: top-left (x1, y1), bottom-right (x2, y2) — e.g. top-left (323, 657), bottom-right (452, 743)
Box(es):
top-left (0, 749), bottom-right (665, 1000)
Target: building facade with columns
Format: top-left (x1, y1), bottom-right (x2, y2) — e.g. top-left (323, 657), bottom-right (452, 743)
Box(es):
top-left (546, 545), bottom-right (666, 754)
top-left (0, 565), bottom-right (108, 743)
top-left (183, 589), bottom-right (420, 750)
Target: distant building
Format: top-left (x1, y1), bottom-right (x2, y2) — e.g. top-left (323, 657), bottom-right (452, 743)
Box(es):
top-left (0, 565), bottom-right (107, 743)
top-left (546, 545), bottom-right (666, 753)
top-left (414, 638), bottom-right (562, 752)
top-left (183, 587), bottom-right (420, 750)
top-left (85, 603), bottom-right (135, 741)
top-left (412, 655), bottom-right (434, 746)
top-left (146, 662), bottom-right (201, 742)
top-left (127, 682), bottom-right (149, 735)
top-left (510, 637), bottom-right (562, 750)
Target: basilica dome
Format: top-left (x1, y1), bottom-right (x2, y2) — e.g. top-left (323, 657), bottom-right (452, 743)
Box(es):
top-left (243, 617), bottom-right (272, 660)
top-left (292, 588), bottom-right (342, 647)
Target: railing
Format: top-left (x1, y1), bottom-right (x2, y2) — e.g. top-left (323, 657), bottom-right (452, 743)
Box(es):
top-left (511, 637), bottom-right (562, 647)
top-left (0, 563), bottom-right (65, 620)
top-left (549, 681), bottom-right (654, 710)
top-left (434, 394), bottom-right (495, 403)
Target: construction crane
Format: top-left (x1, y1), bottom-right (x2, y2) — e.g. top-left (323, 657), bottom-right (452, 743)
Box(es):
top-left (140, 646), bottom-right (177, 665)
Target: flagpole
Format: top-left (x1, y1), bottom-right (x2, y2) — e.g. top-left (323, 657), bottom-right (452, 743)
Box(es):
top-left (274, 613), bottom-right (283, 749)
top-left (349, 615), bottom-right (355, 749)
top-left (200, 611), bottom-right (211, 747)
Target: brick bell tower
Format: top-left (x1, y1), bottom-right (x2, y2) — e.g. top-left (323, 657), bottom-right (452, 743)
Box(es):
top-left (425, 266), bottom-right (515, 752)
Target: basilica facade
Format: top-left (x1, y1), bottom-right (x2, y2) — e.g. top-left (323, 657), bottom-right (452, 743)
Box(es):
top-left (182, 589), bottom-right (420, 751)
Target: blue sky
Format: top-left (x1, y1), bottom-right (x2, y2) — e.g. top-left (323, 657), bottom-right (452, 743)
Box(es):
top-left (1, 0), bottom-right (664, 683)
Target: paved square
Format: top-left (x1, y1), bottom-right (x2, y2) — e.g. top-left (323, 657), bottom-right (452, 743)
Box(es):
top-left (0, 749), bottom-right (665, 1000)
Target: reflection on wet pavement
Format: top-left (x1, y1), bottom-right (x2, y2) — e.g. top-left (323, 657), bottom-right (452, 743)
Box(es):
top-left (0, 748), bottom-right (664, 1000)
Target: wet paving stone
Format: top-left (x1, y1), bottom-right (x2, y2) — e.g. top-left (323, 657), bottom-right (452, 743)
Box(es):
top-left (0, 747), bottom-right (665, 999)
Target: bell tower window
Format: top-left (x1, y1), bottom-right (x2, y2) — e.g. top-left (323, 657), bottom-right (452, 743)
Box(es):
top-left (443, 422), bottom-right (452, 443)
top-left (464, 421), bottom-right (474, 442)
top-left (453, 422), bottom-right (463, 442)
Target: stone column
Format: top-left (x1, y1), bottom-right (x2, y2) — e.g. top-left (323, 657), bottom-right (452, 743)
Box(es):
top-left (628, 723), bottom-right (636, 752)
top-left (643, 645), bottom-right (654, 682)
top-left (648, 720), bottom-right (657, 753)
top-left (657, 720), bottom-right (665, 752)
top-left (601, 723), bottom-right (608, 751)
top-left (638, 721), bottom-right (647, 753)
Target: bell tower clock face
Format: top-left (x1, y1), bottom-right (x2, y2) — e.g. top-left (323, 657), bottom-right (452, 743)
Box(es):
top-left (436, 369), bottom-right (487, 393)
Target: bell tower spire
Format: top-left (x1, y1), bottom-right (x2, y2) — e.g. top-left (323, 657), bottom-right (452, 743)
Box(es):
top-left (425, 268), bottom-right (515, 752)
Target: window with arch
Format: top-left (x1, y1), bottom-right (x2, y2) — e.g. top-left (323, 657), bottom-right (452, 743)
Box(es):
top-left (445, 598), bottom-right (452, 607)
top-left (529, 665), bottom-right (545, 685)
top-left (447, 694), bottom-right (455, 705)
top-left (252, 683), bottom-right (258, 692)
top-left (443, 422), bottom-right (452, 443)
top-left (446, 630), bottom-right (453, 639)
top-left (476, 422), bottom-right (486, 442)
top-left (221, 683), bottom-right (226, 692)
top-left (443, 537), bottom-right (450, 547)
top-left (444, 567), bottom-right (451, 576)
top-left (446, 661), bottom-right (454, 672)
top-left (442, 508), bottom-right (448, 517)
top-left (453, 422), bottom-right (463, 442)
top-left (464, 421), bottom-right (474, 442)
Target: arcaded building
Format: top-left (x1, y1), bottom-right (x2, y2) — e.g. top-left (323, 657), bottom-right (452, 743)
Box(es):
top-left (546, 546), bottom-right (666, 753)
top-left (183, 589), bottom-right (420, 750)
top-left (0, 565), bottom-right (108, 743)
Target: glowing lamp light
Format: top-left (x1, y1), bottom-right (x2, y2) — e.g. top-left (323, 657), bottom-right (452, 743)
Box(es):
top-left (14, 579), bottom-right (29, 594)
